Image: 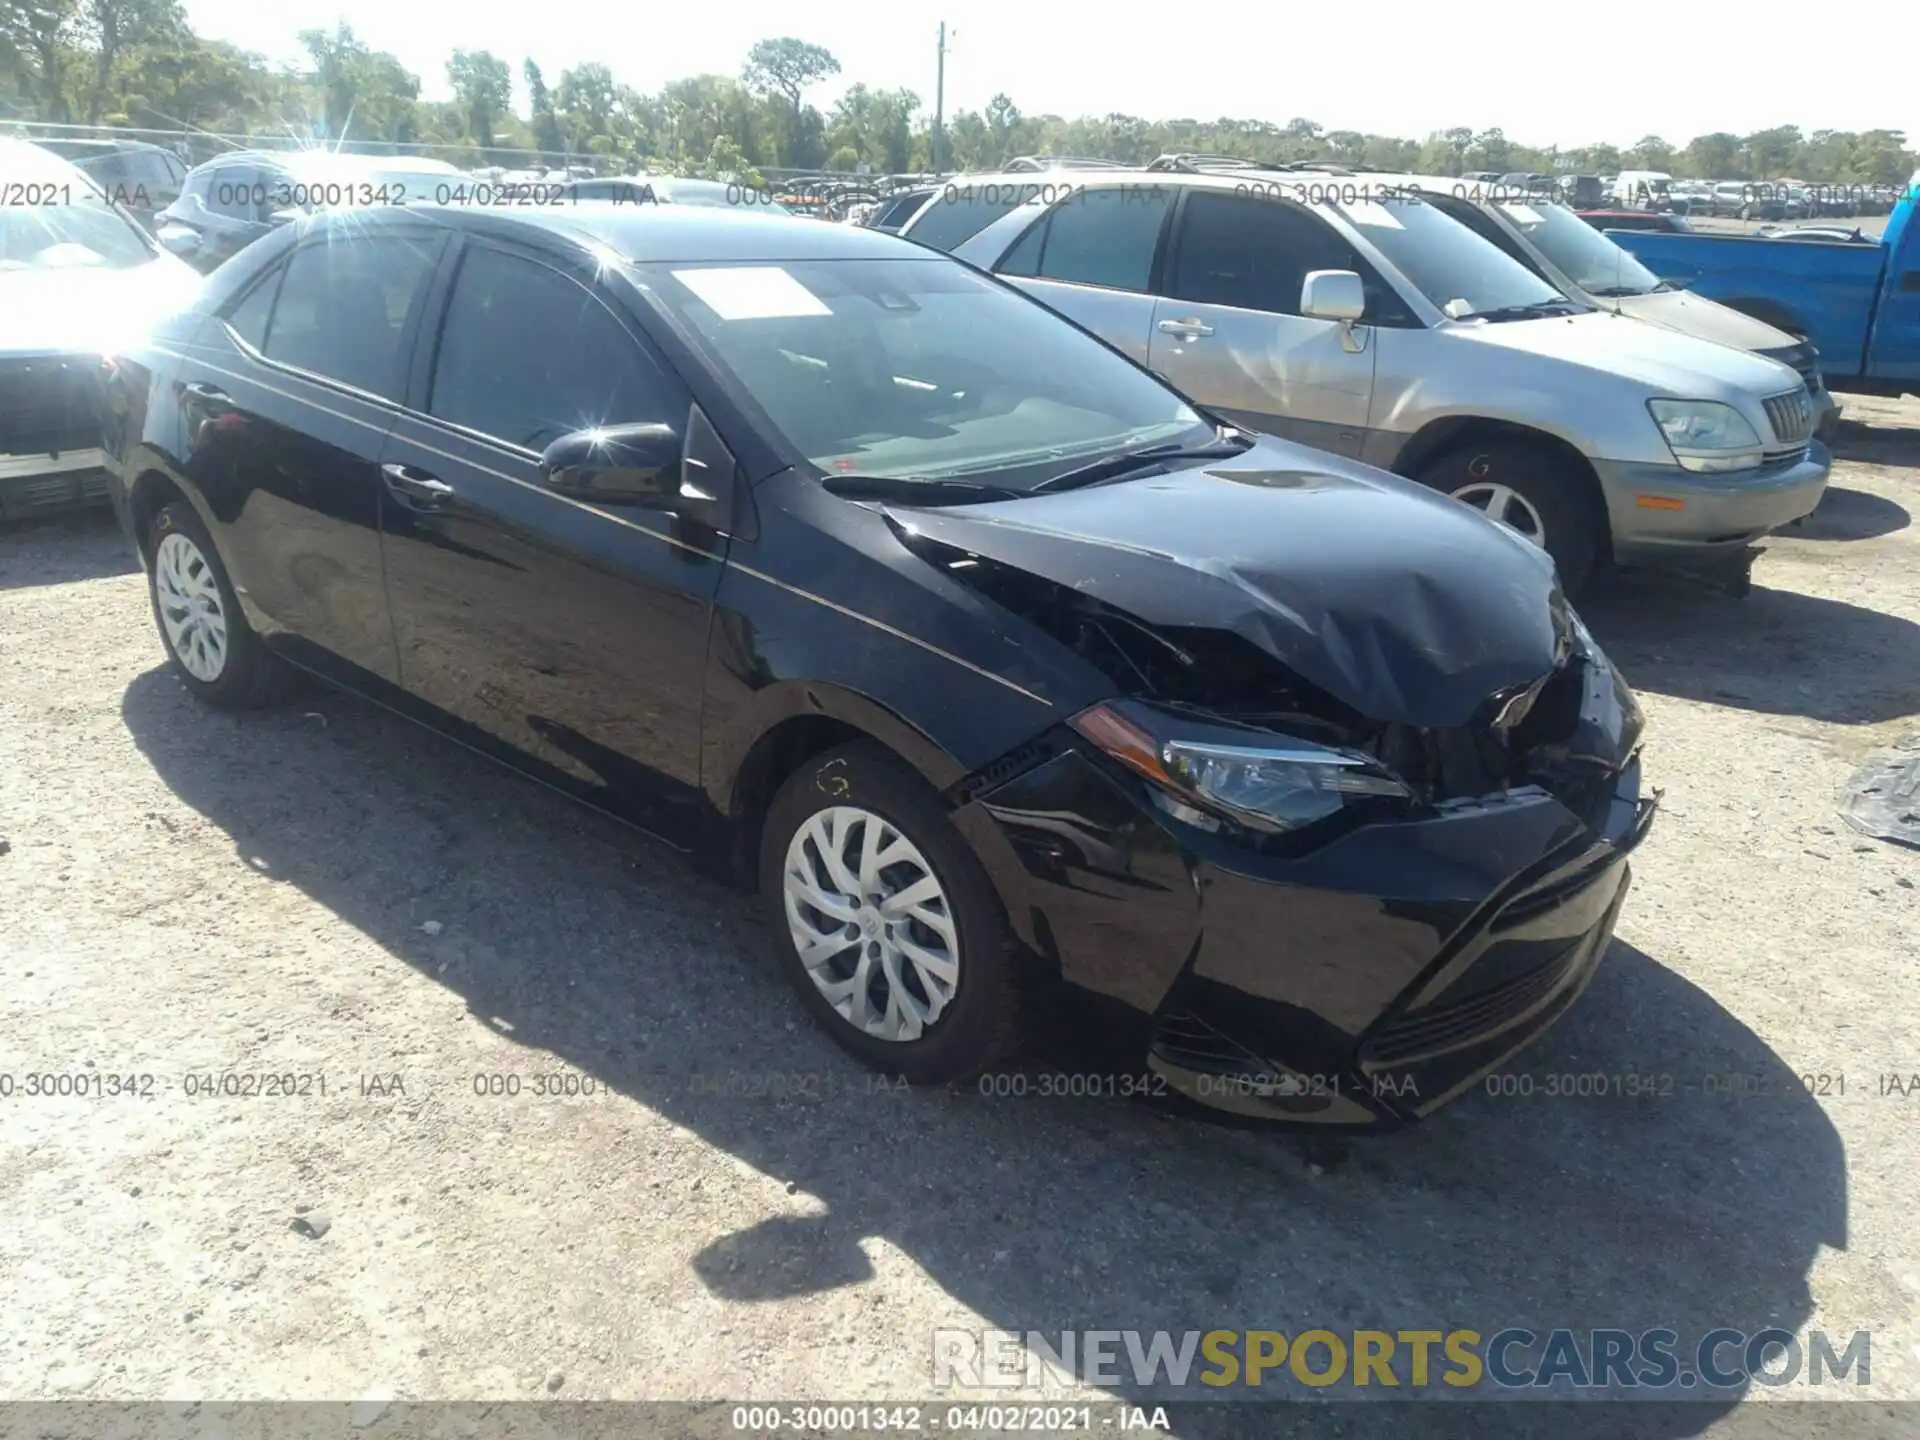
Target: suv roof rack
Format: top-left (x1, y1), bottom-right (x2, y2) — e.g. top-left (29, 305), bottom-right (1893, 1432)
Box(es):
top-left (1003, 154), bottom-right (1130, 172)
top-left (1145, 153), bottom-right (1380, 177)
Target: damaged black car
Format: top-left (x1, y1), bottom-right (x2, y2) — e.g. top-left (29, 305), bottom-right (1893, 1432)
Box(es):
top-left (101, 204), bottom-right (1655, 1124)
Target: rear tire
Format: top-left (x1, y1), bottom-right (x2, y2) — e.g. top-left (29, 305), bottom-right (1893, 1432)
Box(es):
top-left (147, 500), bottom-right (296, 709)
top-left (759, 740), bottom-right (1026, 1085)
top-left (1418, 439), bottom-right (1604, 596)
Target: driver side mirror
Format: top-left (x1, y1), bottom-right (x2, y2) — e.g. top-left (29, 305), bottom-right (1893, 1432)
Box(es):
top-left (1300, 270), bottom-right (1366, 322)
top-left (156, 224), bottom-right (202, 258)
top-left (539, 423), bottom-right (681, 507)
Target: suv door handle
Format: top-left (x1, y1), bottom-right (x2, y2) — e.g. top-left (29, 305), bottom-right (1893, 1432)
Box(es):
top-left (1157, 317), bottom-right (1215, 338)
top-left (381, 463), bottom-right (454, 505)
top-left (182, 381), bottom-right (228, 402)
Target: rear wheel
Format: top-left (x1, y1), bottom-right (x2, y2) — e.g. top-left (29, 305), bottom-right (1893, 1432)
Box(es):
top-left (759, 740), bottom-right (1026, 1085)
top-left (147, 501), bottom-right (296, 709)
top-left (1418, 439), bottom-right (1604, 596)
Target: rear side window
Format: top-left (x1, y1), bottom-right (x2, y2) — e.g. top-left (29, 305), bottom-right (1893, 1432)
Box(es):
top-left (999, 186), bottom-right (1172, 293)
top-left (427, 245), bottom-right (688, 451)
top-left (259, 232), bottom-right (444, 399)
top-left (902, 188), bottom-right (1027, 253)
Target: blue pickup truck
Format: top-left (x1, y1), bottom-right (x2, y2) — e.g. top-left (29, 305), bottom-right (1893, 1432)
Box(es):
top-left (1610, 173), bottom-right (1918, 392)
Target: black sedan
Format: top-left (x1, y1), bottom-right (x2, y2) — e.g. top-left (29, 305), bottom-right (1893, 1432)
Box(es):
top-left (99, 203), bottom-right (1654, 1124)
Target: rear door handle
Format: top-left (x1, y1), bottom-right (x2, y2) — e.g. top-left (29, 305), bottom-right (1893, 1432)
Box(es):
top-left (1157, 318), bottom-right (1215, 338)
top-left (381, 463), bottom-right (455, 505)
top-left (182, 382), bottom-right (228, 402)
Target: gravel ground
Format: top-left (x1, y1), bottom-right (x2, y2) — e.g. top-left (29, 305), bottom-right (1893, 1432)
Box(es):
top-left (3, 396), bottom-right (1920, 1437)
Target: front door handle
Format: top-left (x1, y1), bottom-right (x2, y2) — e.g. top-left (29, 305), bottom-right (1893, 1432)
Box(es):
top-left (1157, 317), bottom-right (1215, 338)
top-left (381, 463), bottom-right (455, 505)
top-left (182, 381), bottom-right (228, 402)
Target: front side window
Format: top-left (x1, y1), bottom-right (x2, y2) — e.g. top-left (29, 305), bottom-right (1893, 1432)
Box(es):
top-left (260, 231), bottom-right (443, 398)
top-left (1167, 192), bottom-right (1369, 317)
top-left (648, 257), bottom-right (1208, 486)
top-left (1001, 185), bottom-right (1171, 293)
top-left (429, 245), bottom-right (687, 450)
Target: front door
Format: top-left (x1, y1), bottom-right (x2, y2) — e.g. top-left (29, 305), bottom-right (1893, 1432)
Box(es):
top-left (376, 238), bottom-right (727, 826)
top-left (1146, 190), bottom-right (1379, 458)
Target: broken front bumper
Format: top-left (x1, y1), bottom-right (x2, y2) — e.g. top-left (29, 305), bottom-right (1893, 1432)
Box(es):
top-left (958, 742), bottom-right (1655, 1125)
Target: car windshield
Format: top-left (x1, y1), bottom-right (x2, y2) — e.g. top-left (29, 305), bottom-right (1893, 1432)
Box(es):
top-left (1330, 196), bottom-right (1570, 319)
top-left (1491, 200), bottom-right (1664, 296)
top-left (646, 257), bottom-right (1210, 486)
top-left (0, 150), bottom-right (155, 270)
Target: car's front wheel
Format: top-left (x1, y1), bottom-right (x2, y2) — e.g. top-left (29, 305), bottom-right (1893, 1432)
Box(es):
top-left (148, 500), bottom-right (295, 709)
top-left (1419, 439), bottom-right (1604, 596)
top-left (759, 740), bottom-right (1026, 1084)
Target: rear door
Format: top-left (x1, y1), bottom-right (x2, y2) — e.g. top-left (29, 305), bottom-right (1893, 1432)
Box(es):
top-left (989, 185), bottom-right (1174, 364)
top-left (375, 237), bottom-right (727, 824)
top-left (175, 223), bottom-right (445, 686)
top-left (1145, 191), bottom-right (1380, 457)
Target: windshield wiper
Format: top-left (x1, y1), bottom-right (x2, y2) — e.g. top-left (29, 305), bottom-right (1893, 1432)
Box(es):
top-left (1586, 284), bottom-right (1657, 298)
top-left (1030, 432), bottom-right (1256, 495)
top-left (820, 474), bottom-right (1024, 506)
top-left (1461, 299), bottom-right (1583, 322)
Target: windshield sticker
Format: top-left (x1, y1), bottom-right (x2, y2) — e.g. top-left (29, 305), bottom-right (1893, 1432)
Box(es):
top-left (1500, 203), bottom-right (1546, 225)
top-left (672, 266), bottom-right (830, 320)
top-left (1342, 200), bottom-right (1404, 230)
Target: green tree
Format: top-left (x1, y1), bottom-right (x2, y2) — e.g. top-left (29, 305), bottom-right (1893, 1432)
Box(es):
top-left (741, 35), bottom-right (837, 121)
top-left (446, 48), bottom-right (509, 150)
top-left (1682, 131), bottom-right (1742, 178)
top-left (3, 0), bottom-right (81, 121)
top-left (522, 57), bottom-right (561, 155)
top-left (1743, 124), bottom-right (1802, 178)
top-left (1629, 134), bottom-right (1674, 169)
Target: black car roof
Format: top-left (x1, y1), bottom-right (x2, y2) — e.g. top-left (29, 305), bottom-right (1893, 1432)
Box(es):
top-left (369, 202), bottom-right (935, 264)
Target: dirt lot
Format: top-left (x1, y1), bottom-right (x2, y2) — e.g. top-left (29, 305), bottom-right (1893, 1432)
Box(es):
top-left (4, 396), bottom-right (1920, 1436)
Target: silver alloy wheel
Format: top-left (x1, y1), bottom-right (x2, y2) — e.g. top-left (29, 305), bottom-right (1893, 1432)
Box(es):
top-left (1451, 481), bottom-right (1548, 549)
top-left (154, 531), bottom-right (229, 682)
top-left (782, 805), bottom-right (960, 1042)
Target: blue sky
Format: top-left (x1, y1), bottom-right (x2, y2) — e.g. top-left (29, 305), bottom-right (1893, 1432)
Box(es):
top-left (179, 0), bottom-right (1912, 149)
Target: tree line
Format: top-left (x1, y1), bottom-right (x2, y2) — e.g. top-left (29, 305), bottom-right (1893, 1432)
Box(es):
top-left (3, 7), bottom-right (1913, 187)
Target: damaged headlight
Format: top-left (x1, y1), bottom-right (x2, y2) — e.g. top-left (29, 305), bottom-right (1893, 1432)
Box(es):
top-left (1071, 702), bottom-right (1414, 836)
top-left (1647, 399), bottom-right (1765, 473)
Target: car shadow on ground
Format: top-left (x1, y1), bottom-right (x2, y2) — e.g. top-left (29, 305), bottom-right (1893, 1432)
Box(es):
top-left (1790, 486), bottom-right (1910, 542)
top-left (120, 667), bottom-right (1848, 1437)
top-left (0, 510), bottom-right (139, 590)
top-left (1582, 573), bottom-right (1920, 724)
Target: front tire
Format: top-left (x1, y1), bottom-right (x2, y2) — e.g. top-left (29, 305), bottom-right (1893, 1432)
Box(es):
top-left (148, 500), bottom-right (295, 709)
top-left (1418, 439), bottom-right (1604, 596)
top-left (759, 740), bottom-right (1026, 1085)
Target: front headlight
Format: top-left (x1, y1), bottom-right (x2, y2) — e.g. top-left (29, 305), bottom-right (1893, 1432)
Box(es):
top-left (1647, 399), bottom-right (1765, 473)
top-left (1070, 702), bottom-right (1413, 836)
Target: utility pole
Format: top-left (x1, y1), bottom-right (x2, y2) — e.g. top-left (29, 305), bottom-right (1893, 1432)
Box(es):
top-left (932, 22), bottom-right (949, 175)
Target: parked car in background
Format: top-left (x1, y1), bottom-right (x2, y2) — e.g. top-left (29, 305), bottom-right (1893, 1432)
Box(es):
top-left (154, 149), bottom-right (466, 272)
top-left (1409, 183), bottom-right (1842, 437)
top-left (858, 187), bottom-right (941, 235)
top-left (98, 202), bottom-right (1653, 1123)
top-left (27, 137), bottom-right (187, 231)
top-left (0, 138), bottom-right (201, 520)
top-left (1580, 210), bottom-right (1696, 234)
top-left (1611, 171), bottom-right (1674, 210)
top-left (551, 175), bottom-right (793, 213)
top-left (1611, 172), bottom-right (1920, 392)
top-left (905, 163), bottom-right (1828, 594)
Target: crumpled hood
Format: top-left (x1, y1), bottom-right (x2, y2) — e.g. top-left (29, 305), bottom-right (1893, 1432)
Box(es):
top-left (1449, 308), bottom-right (1803, 399)
top-left (885, 438), bottom-right (1565, 729)
top-left (1609, 288), bottom-right (1797, 352)
top-left (0, 256), bottom-right (203, 358)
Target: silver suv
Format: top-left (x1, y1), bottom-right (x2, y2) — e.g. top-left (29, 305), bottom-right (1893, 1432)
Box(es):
top-left (897, 163), bottom-right (1830, 595)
